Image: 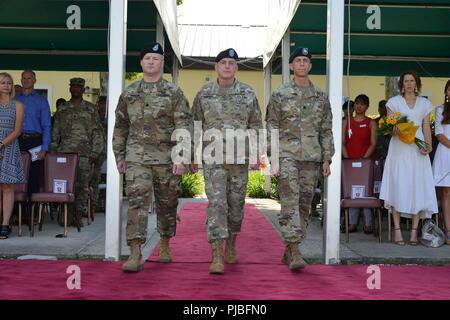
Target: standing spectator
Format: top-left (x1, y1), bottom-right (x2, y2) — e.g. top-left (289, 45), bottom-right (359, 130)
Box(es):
top-left (16, 70), bottom-right (52, 197)
top-left (0, 73), bottom-right (25, 239)
top-left (375, 99), bottom-right (391, 159)
top-left (432, 79), bottom-right (450, 245)
top-left (342, 100), bottom-right (354, 120)
top-left (266, 47), bottom-right (334, 270)
top-left (192, 48), bottom-right (261, 274)
top-left (380, 70), bottom-right (438, 246)
top-left (52, 98), bottom-right (67, 127)
top-left (378, 99), bottom-right (388, 119)
top-left (113, 43), bottom-right (192, 273)
top-left (14, 85), bottom-right (22, 98)
top-left (55, 98), bottom-right (67, 112)
top-left (342, 94), bottom-right (377, 233)
top-left (51, 78), bottom-right (105, 228)
top-left (90, 96), bottom-right (107, 212)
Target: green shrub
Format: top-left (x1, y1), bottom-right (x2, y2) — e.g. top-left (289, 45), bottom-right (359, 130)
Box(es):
top-left (181, 172), bottom-right (205, 197)
top-left (270, 176), bottom-right (279, 200)
top-left (246, 170), bottom-right (279, 199)
top-left (246, 170), bottom-right (268, 198)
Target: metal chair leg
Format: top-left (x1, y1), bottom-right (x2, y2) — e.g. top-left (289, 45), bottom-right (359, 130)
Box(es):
top-left (18, 203), bottom-right (22, 237)
top-left (345, 208), bottom-right (349, 242)
top-left (64, 203), bottom-right (68, 237)
top-left (30, 203), bottom-right (35, 237)
top-left (388, 209), bottom-right (392, 242)
top-left (378, 208), bottom-right (382, 243)
top-left (38, 204), bottom-right (43, 231)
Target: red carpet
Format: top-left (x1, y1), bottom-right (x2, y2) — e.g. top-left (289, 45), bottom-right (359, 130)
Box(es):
top-left (1, 202), bottom-right (450, 300)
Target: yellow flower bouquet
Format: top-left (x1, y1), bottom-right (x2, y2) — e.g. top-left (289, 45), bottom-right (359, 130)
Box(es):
top-left (377, 112), bottom-right (429, 151)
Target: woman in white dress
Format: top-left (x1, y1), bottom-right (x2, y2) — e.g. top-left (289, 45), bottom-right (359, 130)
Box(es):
top-left (432, 80), bottom-right (450, 245)
top-left (380, 70), bottom-right (438, 246)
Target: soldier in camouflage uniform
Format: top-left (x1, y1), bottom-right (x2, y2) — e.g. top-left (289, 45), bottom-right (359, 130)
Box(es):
top-left (89, 95), bottom-right (107, 212)
top-left (113, 43), bottom-right (192, 273)
top-left (51, 77), bottom-right (105, 229)
top-left (192, 48), bottom-right (261, 274)
top-left (266, 47), bottom-right (335, 270)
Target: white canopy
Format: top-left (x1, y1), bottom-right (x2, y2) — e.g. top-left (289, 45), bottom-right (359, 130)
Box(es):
top-left (154, 0), bottom-right (183, 64)
top-left (263, 0), bottom-right (301, 67)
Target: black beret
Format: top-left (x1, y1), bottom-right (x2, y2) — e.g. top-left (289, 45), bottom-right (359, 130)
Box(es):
top-left (140, 42), bottom-right (164, 60)
top-left (289, 47), bottom-right (312, 63)
top-left (215, 48), bottom-right (239, 63)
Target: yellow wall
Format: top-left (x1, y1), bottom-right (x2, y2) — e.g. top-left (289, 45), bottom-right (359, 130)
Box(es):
top-left (7, 71), bottom-right (100, 113)
top-left (177, 70), bottom-right (448, 117)
top-left (7, 69), bottom-right (449, 117)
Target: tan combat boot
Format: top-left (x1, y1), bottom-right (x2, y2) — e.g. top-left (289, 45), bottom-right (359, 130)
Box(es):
top-left (159, 236), bottom-right (172, 263)
top-left (224, 232), bottom-right (239, 264)
top-left (122, 240), bottom-right (145, 273)
top-left (209, 240), bottom-right (224, 274)
top-left (281, 245), bottom-right (289, 265)
top-left (287, 242), bottom-right (307, 270)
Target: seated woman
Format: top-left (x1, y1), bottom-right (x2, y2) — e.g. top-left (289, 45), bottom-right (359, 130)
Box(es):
top-left (342, 94), bottom-right (377, 233)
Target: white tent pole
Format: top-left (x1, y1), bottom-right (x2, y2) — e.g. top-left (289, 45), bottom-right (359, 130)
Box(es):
top-left (281, 29), bottom-right (290, 84)
top-left (105, 0), bottom-right (127, 261)
top-left (263, 60), bottom-right (272, 193)
top-left (156, 12), bottom-right (165, 48)
top-left (323, 0), bottom-right (344, 264)
top-left (156, 12), bottom-right (165, 78)
top-left (172, 58), bottom-right (180, 86)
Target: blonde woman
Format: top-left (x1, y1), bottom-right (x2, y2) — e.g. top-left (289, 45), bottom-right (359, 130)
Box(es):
top-left (0, 72), bottom-right (25, 239)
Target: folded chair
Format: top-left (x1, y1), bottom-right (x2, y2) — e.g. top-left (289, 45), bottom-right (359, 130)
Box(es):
top-left (341, 158), bottom-right (383, 242)
top-left (30, 153), bottom-right (79, 237)
top-left (14, 151), bottom-right (31, 236)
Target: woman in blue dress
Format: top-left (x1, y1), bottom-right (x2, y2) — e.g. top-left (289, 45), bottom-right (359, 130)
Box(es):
top-left (0, 72), bottom-right (25, 239)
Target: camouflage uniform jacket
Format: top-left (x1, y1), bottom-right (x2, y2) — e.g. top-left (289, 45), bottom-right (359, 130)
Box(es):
top-left (266, 80), bottom-right (335, 162)
top-left (192, 80), bottom-right (261, 161)
top-left (113, 78), bottom-right (192, 165)
top-left (51, 100), bottom-right (105, 159)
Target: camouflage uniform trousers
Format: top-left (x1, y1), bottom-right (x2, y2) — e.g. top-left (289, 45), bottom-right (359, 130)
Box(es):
top-left (66, 156), bottom-right (93, 225)
top-left (278, 158), bottom-right (320, 244)
top-left (203, 164), bottom-right (248, 242)
top-left (89, 161), bottom-right (105, 212)
top-left (125, 162), bottom-right (180, 245)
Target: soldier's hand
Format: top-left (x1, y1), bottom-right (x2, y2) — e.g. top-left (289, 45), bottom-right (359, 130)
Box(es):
top-left (322, 161), bottom-right (331, 177)
top-left (189, 163), bottom-right (199, 173)
top-left (172, 163), bottom-right (185, 176)
top-left (117, 160), bottom-right (126, 174)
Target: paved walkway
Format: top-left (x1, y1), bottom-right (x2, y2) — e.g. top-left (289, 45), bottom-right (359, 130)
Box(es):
top-left (1, 197), bottom-right (450, 264)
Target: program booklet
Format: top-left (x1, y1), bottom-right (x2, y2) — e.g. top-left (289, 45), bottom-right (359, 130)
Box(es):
top-left (28, 145), bottom-right (42, 162)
